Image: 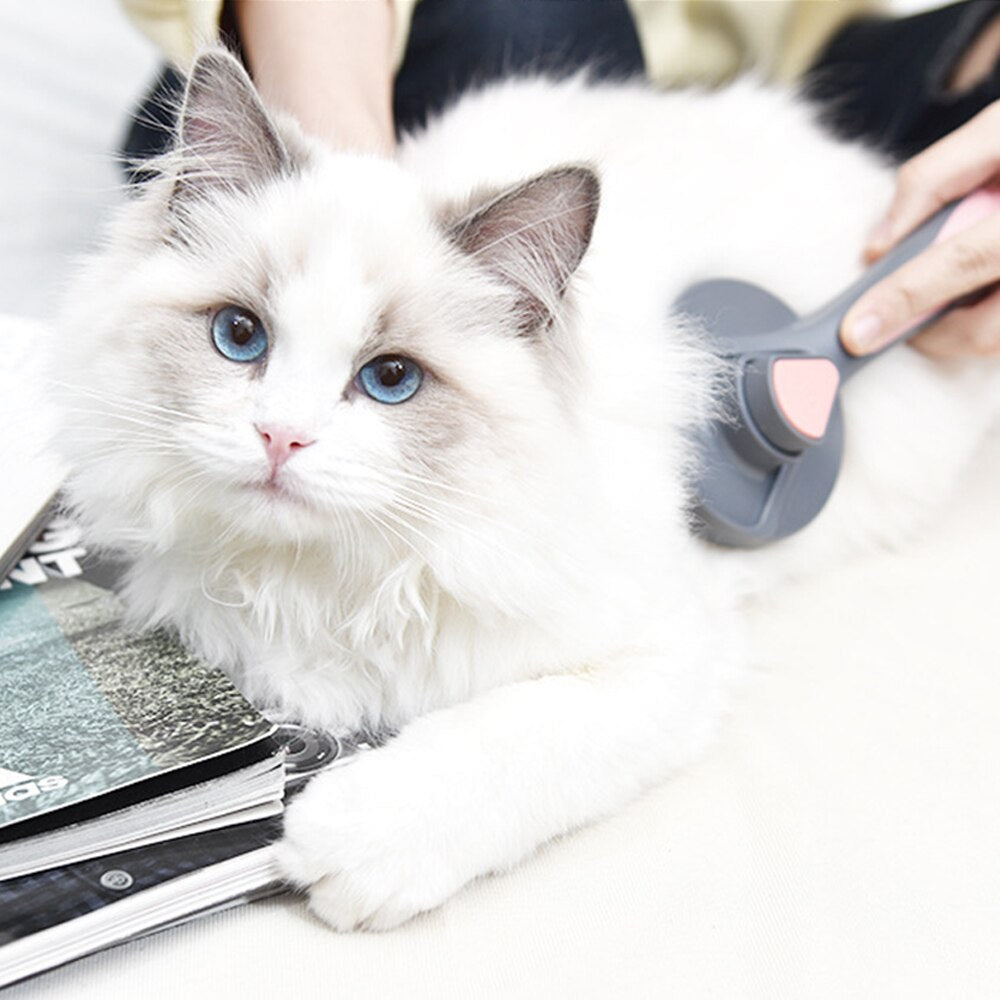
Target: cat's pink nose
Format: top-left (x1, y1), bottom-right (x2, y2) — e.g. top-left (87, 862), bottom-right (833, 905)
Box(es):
top-left (255, 423), bottom-right (315, 471)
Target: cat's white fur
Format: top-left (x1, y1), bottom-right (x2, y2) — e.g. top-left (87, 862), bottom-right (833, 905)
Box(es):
top-left (54, 53), bottom-right (1000, 930)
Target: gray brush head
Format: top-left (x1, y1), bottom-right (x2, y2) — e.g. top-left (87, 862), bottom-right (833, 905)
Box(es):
top-left (678, 196), bottom-right (968, 547)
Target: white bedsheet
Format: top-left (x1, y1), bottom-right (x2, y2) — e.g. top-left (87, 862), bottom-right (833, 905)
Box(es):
top-left (2, 1), bottom-right (997, 997)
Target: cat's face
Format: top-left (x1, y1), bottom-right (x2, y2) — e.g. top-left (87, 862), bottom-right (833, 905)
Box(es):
top-left (57, 51), bottom-right (599, 571)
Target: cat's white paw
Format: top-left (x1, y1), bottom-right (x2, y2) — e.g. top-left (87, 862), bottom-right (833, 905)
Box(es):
top-left (275, 750), bottom-right (472, 931)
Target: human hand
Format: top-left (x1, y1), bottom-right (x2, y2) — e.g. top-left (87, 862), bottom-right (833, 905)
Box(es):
top-left (840, 103), bottom-right (1000, 359)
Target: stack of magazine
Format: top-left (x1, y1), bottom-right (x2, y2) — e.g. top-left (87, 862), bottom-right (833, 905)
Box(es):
top-left (0, 515), bottom-right (350, 987)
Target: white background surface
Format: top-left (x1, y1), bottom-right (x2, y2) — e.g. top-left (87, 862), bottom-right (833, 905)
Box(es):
top-left (2, 1), bottom-right (998, 998)
top-left (0, 0), bottom-right (157, 320)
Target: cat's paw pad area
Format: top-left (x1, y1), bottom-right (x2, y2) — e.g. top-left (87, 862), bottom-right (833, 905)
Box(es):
top-left (275, 754), bottom-right (468, 932)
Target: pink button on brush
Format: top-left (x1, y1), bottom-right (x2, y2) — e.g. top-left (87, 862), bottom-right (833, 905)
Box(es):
top-left (771, 357), bottom-right (841, 441)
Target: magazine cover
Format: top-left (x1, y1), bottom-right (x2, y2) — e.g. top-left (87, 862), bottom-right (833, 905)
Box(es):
top-left (0, 517), bottom-right (277, 836)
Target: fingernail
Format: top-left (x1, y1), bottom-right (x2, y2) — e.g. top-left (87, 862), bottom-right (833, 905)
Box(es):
top-left (846, 311), bottom-right (883, 354)
top-left (865, 217), bottom-right (893, 256)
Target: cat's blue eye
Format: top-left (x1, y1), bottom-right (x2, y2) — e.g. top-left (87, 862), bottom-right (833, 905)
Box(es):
top-left (211, 306), bottom-right (268, 363)
top-left (356, 355), bottom-right (423, 404)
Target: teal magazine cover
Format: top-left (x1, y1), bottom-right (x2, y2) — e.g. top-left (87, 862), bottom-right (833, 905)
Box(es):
top-left (0, 517), bottom-right (278, 837)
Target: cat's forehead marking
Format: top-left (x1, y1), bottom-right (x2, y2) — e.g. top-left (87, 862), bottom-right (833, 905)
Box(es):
top-left (272, 254), bottom-right (383, 372)
top-left (249, 168), bottom-right (451, 375)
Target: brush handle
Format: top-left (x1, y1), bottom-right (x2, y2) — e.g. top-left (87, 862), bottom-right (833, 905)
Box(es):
top-left (790, 188), bottom-right (1000, 381)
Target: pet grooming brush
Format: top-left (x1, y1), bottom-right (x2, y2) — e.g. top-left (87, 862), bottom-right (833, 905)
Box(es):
top-left (676, 189), bottom-right (1000, 547)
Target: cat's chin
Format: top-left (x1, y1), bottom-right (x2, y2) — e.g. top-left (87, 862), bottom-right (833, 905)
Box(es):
top-left (241, 477), bottom-right (310, 508)
top-left (188, 476), bottom-right (331, 546)
top-left (215, 477), bottom-right (382, 552)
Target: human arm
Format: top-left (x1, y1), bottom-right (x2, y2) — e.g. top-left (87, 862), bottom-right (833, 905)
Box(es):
top-left (233, 0), bottom-right (396, 155)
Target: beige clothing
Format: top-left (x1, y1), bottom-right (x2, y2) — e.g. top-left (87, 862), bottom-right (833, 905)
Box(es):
top-left (121, 0), bottom-right (882, 86)
top-left (630, 0), bottom-right (881, 85)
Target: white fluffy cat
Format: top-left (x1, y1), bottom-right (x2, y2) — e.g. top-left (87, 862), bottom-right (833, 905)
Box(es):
top-left (54, 50), bottom-right (1000, 930)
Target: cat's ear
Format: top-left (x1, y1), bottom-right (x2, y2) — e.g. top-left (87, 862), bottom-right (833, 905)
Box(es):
top-left (170, 48), bottom-right (289, 208)
top-left (450, 166), bottom-right (599, 332)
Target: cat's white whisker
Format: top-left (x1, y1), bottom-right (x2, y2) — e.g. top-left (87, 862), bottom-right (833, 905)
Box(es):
top-left (60, 409), bottom-right (172, 433)
top-left (361, 508), bottom-right (426, 563)
top-left (365, 474), bottom-right (591, 576)
top-left (50, 379), bottom-right (210, 425)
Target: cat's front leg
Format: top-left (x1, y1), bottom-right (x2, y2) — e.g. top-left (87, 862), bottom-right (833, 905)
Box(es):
top-left (276, 642), bottom-right (737, 931)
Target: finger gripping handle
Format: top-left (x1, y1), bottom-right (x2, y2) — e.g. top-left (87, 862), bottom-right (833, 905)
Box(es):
top-left (832, 187), bottom-right (1000, 375)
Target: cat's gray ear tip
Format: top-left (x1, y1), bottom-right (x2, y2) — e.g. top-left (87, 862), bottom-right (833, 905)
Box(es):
top-left (569, 163), bottom-right (600, 186)
top-left (554, 164), bottom-right (601, 215)
top-left (186, 45), bottom-right (248, 89)
top-left (554, 163), bottom-right (600, 191)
